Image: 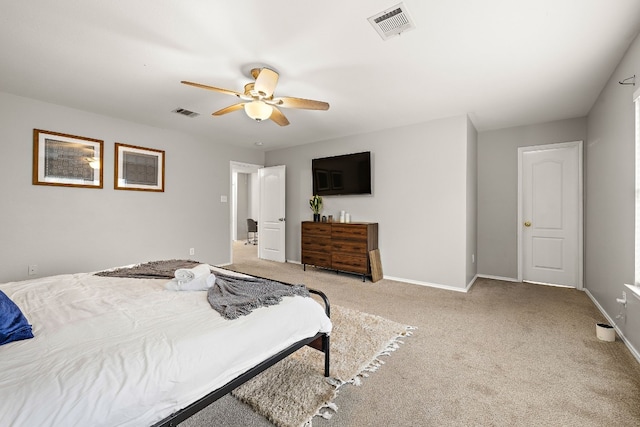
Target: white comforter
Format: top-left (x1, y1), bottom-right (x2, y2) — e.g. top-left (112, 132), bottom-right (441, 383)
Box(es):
top-left (0, 266), bottom-right (332, 427)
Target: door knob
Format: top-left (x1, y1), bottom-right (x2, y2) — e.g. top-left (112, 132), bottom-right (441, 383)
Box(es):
top-left (524, 221), bottom-right (532, 227)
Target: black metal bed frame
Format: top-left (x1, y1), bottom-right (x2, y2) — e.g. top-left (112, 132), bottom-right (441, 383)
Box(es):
top-left (151, 288), bottom-right (331, 427)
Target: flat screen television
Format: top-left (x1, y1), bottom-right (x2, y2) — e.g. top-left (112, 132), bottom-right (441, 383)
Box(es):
top-left (312, 151), bottom-right (372, 196)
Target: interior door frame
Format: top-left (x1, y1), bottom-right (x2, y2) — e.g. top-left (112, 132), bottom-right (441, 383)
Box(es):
top-left (517, 140), bottom-right (584, 289)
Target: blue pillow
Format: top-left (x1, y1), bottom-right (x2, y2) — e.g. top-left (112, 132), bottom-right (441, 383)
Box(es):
top-left (0, 289), bottom-right (34, 346)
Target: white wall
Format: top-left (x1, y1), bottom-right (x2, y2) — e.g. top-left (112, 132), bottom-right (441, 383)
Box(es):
top-left (477, 117), bottom-right (588, 280)
top-left (0, 92), bottom-right (264, 282)
top-left (586, 32), bottom-right (640, 355)
top-left (265, 115), bottom-right (476, 290)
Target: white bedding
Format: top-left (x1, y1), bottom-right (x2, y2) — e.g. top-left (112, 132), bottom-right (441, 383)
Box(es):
top-left (0, 266), bottom-right (332, 427)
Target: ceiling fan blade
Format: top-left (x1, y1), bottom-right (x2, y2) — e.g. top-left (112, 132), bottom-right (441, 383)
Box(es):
top-left (253, 68), bottom-right (279, 98)
top-left (273, 96), bottom-right (330, 110)
top-left (181, 80), bottom-right (242, 97)
top-left (269, 106), bottom-right (290, 126)
top-left (212, 103), bottom-right (245, 116)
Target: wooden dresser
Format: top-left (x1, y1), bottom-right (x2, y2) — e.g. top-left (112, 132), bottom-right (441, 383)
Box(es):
top-left (301, 221), bottom-right (378, 281)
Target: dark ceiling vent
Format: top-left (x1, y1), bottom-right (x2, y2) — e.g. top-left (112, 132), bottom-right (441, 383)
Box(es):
top-left (172, 108), bottom-right (200, 118)
top-left (368, 2), bottom-right (416, 41)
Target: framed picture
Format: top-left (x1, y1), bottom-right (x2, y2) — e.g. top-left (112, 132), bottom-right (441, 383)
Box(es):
top-left (114, 143), bottom-right (165, 192)
top-left (33, 129), bottom-right (104, 188)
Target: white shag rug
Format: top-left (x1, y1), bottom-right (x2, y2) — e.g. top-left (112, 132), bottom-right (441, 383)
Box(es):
top-left (231, 305), bottom-right (413, 427)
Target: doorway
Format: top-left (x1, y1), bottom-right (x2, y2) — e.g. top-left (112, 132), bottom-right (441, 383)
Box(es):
top-left (229, 162), bottom-right (287, 265)
top-left (230, 161), bottom-right (261, 263)
top-left (517, 141), bottom-right (583, 288)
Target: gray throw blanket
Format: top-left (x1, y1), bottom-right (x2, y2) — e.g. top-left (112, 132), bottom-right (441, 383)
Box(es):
top-left (95, 260), bottom-right (309, 320)
top-left (208, 273), bottom-right (309, 320)
top-left (95, 259), bottom-right (200, 279)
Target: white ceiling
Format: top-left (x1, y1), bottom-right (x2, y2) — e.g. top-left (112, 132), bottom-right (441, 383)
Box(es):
top-left (1, 1), bottom-right (639, 151)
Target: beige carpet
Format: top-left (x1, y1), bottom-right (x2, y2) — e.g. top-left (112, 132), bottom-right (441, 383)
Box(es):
top-left (231, 305), bottom-right (411, 427)
top-left (184, 241), bottom-right (640, 426)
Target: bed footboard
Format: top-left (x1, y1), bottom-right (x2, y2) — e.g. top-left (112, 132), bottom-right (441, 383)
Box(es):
top-left (308, 288), bottom-right (330, 377)
top-left (153, 286), bottom-right (331, 427)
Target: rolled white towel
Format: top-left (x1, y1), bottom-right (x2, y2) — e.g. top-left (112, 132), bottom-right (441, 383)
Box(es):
top-left (174, 264), bottom-right (211, 282)
top-left (165, 273), bottom-right (216, 291)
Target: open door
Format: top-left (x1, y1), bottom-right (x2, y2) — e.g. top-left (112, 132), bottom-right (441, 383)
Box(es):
top-left (259, 165), bottom-right (286, 262)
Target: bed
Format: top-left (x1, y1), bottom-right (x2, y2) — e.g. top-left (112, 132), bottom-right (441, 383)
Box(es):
top-left (0, 262), bottom-right (332, 427)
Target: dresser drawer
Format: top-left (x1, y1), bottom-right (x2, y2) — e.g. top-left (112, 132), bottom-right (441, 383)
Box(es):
top-left (332, 240), bottom-right (367, 254)
top-left (303, 252), bottom-right (332, 268)
top-left (332, 254), bottom-right (368, 274)
top-left (302, 222), bottom-right (332, 237)
top-left (331, 224), bottom-right (368, 240)
top-left (302, 236), bottom-right (332, 252)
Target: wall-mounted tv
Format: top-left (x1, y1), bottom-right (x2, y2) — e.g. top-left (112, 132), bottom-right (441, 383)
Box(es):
top-left (312, 151), bottom-right (372, 196)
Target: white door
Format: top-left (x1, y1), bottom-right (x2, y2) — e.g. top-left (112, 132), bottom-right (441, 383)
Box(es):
top-left (518, 141), bottom-right (582, 288)
top-left (259, 165), bottom-right (286, 262)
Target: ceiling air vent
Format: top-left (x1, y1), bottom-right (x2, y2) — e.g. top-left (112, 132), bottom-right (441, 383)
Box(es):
top-left (172, 108), bottom-right (200, 118)
top-left (367, 2), bottom-right (416, 41)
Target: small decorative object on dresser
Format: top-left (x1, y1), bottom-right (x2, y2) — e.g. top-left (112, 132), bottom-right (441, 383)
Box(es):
top-left (301, 221), bottom-right (378, 281)
top-left (309, 194), bottom-right (323, 222)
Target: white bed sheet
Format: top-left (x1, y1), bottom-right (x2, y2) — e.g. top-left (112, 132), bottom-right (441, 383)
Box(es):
top-left (0, 266), bottom-right (332, 427)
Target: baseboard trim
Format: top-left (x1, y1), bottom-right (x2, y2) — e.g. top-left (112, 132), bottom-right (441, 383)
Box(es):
top-left (584, 289), bottom-right (640, 365)
top-left (476, 274), bottom-right (520, 283)
top-left (383, 275), bottom-right (470, 293)
top-left (467, 274), bottom-right (479, 291)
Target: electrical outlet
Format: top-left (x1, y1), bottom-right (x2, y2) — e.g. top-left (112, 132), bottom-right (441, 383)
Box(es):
top-left (189, 248), bottom-right (195, 256)
top-left (472, 254), bottom-right (475, 263)
top-left (28, 265), bottom-right (38, 276)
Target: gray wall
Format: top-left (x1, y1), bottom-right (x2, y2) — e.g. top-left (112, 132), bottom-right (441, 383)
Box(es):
top-left (236, 173), bottom-right (249, 239)
top-left (477, 117), bottom-right (588, 280)
top-left (0, 92), bottom-right (264, 282)
top-left (466, 116), bottom-right (478, 286)
top-left (234, 172), bottom-right (259, 241)
top-left (266, 115), bottom-right (476, 290)
top-left (586, 32), bottom-right (640, 355)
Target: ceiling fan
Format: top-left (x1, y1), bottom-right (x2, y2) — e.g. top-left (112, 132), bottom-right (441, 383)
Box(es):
top-left (181, 67), bottom-right (329, 126)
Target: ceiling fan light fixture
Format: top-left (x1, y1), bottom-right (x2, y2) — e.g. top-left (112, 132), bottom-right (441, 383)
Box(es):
top-left (244, 100), bottom-right (273, 121)
top-left (183, 67), bottom-right (327, 126)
